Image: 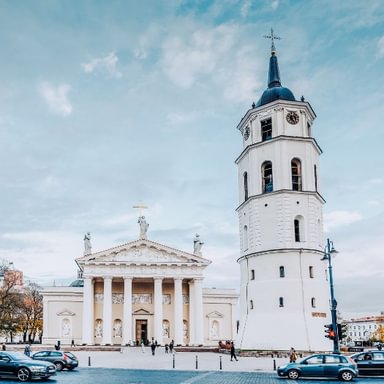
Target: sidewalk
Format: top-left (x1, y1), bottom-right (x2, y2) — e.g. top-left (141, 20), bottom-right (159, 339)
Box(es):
top-left (74, 347), bottom-right (287, 372)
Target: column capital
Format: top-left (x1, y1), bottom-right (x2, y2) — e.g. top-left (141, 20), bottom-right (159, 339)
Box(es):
top-left (153, 277), bottom-right (164, 282)
top-left (103, 276), bottom-right (113, 281)
top-left (174, 277), bottom-right (183, 282)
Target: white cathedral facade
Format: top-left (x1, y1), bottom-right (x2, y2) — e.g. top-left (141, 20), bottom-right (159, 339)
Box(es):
top-left (42, 224), bottom-right (238, 347)
top-left (235, 36), bottom-right (331, 351)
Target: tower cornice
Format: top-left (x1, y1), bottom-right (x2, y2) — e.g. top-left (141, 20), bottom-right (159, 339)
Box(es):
top-left (235, 135), bottom-right (323, 164)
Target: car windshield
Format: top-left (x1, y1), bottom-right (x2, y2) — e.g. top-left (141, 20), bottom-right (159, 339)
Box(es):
top-left (65, 352), bottom-right (76, 359)
top-left (4, 352), bottom-right (32, 361)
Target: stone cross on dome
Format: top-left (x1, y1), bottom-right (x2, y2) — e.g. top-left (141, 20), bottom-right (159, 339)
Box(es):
top-left (263, 27), bottom-right (281, 55)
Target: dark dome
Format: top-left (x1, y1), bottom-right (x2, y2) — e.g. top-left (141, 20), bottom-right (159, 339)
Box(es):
top-left (69, 279), bottom-right (84, 287)
top-left (256, 86), bottom-right (296, 107)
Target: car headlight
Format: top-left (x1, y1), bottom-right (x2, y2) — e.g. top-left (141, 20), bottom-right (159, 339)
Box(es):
top-left (29, 365), bottom-right (47, 372)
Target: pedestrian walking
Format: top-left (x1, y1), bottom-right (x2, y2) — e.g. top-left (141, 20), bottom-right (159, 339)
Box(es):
top-left (141, 341), bottom-right (145, 353)
top-left (169, 340), bottom-right (174, 354)
top-left (289, 347), bottom-right (297, 363)
top-left (150, 342), bottom-right (156, 356)
top-left (230, 342), bottom-right (238, 361)
top-left (165, 344), bottom-right (169, 353)
top-left (24, 344), bottom-right (31, 357)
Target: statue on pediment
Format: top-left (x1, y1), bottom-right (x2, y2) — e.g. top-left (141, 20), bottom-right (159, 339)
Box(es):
top-left (84, 232), bottom-right (92, 255)
top-left (138, 216), bottom-right (149, 239)
top-left (193, 233), bottom-right (204, 256)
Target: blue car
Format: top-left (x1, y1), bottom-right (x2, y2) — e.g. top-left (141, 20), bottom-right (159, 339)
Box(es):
top-left (277, 353), bottom-right (358, 381)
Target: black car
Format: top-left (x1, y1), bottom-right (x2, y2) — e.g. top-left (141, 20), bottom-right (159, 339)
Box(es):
top-left (32, 350), bottom-right (79, 371)
top-left (0, 351), bottom-right (56, 382)
top-left (351, 350), bottom-right (384, 376)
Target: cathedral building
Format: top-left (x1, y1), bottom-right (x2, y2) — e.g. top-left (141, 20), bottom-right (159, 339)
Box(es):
top-left (235, 34), bottom-right (331, 351)
top-left (42, 221), bottom-right (238, 346)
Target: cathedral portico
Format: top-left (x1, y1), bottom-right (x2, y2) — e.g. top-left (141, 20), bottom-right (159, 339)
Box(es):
top-left (43, 221), bottom-right (238, 347)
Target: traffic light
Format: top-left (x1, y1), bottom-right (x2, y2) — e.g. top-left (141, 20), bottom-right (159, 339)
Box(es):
top-left (337, 323), bottom-right (348, 341)
top-left (324, 324), bottom-right (336, 340)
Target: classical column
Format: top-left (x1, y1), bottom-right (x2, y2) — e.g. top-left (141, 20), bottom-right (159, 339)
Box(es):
top-left (188, 280), bottom-right (195, 345)
top-left (153, 277), bottom-right (163, 344)
top-left (173, 278), bottom-right (183, 345)
top-left (102, 277), bottom-right (113, 345)
top-left (123, 277), bottom-right (133, 345)
top-left (82, 277), bottom-right (94, 345)
top-left (193, 278), bottom-right (204, 345)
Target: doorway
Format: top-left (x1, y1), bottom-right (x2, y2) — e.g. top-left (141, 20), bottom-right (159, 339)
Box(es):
top-left (136, 319), bottom-right (148, 344)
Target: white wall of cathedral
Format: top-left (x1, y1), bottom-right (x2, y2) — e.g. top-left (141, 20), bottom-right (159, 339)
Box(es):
top-left (237, 250), bottom-right (331, 351)
top-left (42, 282), bottom-right (237, 346)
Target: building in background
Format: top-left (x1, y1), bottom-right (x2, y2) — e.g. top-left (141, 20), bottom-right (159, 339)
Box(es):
top-left (345, 313), bottom-right (384, 344)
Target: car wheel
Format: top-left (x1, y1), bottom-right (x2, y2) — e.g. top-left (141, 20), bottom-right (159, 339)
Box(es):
top-left (287, 369), bottom-right (300, 380)
top-left (340, 370), bottom-right (354, 382)
top-left (55, 361), bottom-right (64, 371)
top-left (17, 367), bottom-right (31, 382)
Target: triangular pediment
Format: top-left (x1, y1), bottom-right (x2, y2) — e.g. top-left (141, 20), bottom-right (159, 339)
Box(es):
top-left (133, 308), bottom-right (152, 315)
top-left (76, 239), bottom-right (211, 267)
top-left (56, 309), bottom-right (76, 317)
top-left (206, 311), bottom-right (224, 318)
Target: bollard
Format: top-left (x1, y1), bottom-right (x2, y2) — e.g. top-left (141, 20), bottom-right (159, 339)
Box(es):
top-left (219, 355), bottom-right (222, 370)
top-left (273, 359), bottom-right (276, 371)
top-left (173, 354), bottom-right (175, 369)
top-left (88, 356), bottom-right (91, 367)
top-left (195, 355), bottom-right (198, 369)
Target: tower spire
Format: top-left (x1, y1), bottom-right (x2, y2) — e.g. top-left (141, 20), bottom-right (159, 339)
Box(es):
top-left (263, 28), bottom-right (282, 88)
top-left (263, 28), bottom-right (281, 56)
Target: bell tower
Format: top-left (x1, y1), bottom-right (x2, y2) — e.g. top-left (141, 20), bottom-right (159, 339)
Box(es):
top-left (236, 31), bottom-right (330, 351)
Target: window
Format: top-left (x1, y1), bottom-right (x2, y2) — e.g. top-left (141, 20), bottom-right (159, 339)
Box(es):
top-left (262, 161), bottom-right (273, 193)
top-left (250, 300), bottom-right (254, 310)
top-left (307, 122), bottom-right (312, 137)
top-left (314, 165), bottom-right (318, 191)
top-left (243, 172), bottom-right (248, 201)
top-left (294, 219), bottom-right (300, 242)
top-left (291, 158), bottom-right (302, 191)
top-left (279, 266), bottom-right (285, 278)
top-left (279, 297), bottom-right (284, 307)
top-left (309, 266), bottom-right (314, 278)
top-left (261, 118), bottom-right (272, 141)
top-left (250, 269), bottom-right (255, 280)
top-left (311, 297), bottom-right (316, 308)
top-left (244, 225), bottom-right (248, 250)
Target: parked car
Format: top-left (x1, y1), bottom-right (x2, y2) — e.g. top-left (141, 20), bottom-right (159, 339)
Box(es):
top-left (350, 350), bottom-right (384, 376)
top-left (32, 350), bottom-right (79, 371)
top-left (277, 353), bottom-right (358, 381)
top-left (0, 351), bottom-right (56, 382)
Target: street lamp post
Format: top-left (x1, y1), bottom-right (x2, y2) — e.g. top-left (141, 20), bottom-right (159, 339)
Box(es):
top-left (322, 238), bottom-right (340, 354)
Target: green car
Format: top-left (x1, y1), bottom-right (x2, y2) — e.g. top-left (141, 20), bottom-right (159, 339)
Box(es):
top-left (0, 351), bottom-right (56, 382)
top-left (277, 353), bottom-right (358, 381)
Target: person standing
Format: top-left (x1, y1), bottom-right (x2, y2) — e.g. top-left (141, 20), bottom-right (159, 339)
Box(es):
top-left (230, 342), bottom-right (238, 361)
top-left (151, 342), bottom-right (156, 356)
top-left (289, 347), bottom-right (297, 363)
top-left (169, 340), bottom-right (174, 354)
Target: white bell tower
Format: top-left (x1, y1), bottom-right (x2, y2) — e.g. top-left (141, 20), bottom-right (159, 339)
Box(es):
top-left (236, 31), bottom-right (330, 351)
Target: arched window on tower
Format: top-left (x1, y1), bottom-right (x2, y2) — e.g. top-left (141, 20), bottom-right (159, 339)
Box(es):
top-left (250, 300), bottom-right (254, 310)
top-left (243, 225), bottom-right (248, 251)
top-left (311, 297), bottom-right (316, 308)
top-left (250, 269), bottom-right (255, 280)
top-left (294, 215), bottom-right (304, 242)
top-left (243, 172), bottom-right (248, 201)
top-left (309, 266), bottom-right (314, 278)
top-left (291, 158), bottom-right (302, 191)
top-left (279, 297), bottom-right (284, 307)
top-left (262, 161), bottom-right (273, 193)
top-left (314, 165), bottom-right (318, 192)
top-left (294, 219), bottom-right (300, 242)
top-left (279, 266), bottom-right (285, 278)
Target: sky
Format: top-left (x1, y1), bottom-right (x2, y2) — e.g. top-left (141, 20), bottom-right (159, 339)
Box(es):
top-left (0, 0), bottom-right (383, 320)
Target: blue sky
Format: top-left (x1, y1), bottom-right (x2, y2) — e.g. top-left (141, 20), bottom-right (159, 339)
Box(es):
top-left (0, 0), bottom-right (383, 319)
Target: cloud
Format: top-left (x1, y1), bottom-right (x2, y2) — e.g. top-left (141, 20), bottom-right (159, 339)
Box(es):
top-left (271, 0), bottom-right (280, 10)
top-left (38, 82), bottom-right (72, 116)
top-left (82, 52), bottom-right (122, 78)
top-left (377, 36), bottom-right (384, 57)
top-left (323, 210), bottom-right (363, 232)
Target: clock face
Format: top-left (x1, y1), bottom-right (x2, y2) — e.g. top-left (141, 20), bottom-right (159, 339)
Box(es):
top-left (286, 111), bottom-right (299, 125)
top-left (243, 126), bottom-right (250, 141)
